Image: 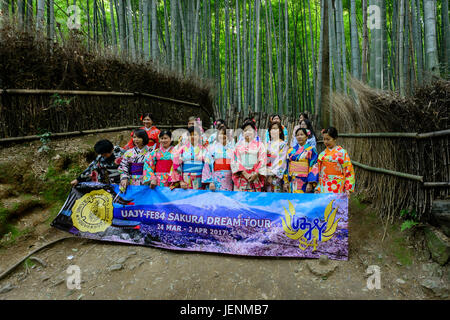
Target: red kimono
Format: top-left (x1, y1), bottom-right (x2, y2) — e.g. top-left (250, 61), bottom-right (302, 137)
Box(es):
top-left (124, 126), bottom-right (160, 151)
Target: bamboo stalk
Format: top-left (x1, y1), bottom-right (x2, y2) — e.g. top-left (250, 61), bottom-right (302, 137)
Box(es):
top-left (0, 125), bottom-right (187, 144)
top-left (423, 182), bottom-right (450, 188)
top-left (352, 160), bottom-right (424, 182)
top-left (0, 88), bottom-right (201, 107)
top-left (338, 130), bottom-right (450, 138)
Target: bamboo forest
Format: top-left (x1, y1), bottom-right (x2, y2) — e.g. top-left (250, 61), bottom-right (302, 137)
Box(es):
top-left (0, 0), bottom-right (448, 121)
top-left (0, 0), bottom-right (449, 302)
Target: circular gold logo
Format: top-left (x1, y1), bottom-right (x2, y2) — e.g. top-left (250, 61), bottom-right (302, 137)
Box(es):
top-left (71, 189), bottom-right (113, 233)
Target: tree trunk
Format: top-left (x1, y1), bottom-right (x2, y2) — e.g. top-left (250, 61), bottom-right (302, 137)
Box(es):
top-left (254, 0), bottom-right (261, 112)
top-left (170, 0), bottom-right (176, 70)
top-left (236, 0), bottom-right (242, 112)
top-left (143, 0), bottom-right (149, 60)
top-left (151, 0), bottom-right (158, 62)
top-left (163, 0), bottom-right (171, 66)
top-left (177, 0), bottom-right (189, 71)
top-left (398, 0), bottom-right (405, 95)
top-left (284, 0), bottom-right (289, 114)
top-left (126, 0), bottom-right (136, 59)
top-left (443, 0), bottom-right (450, 74)
top-left (191, 0), bottom-right (200, 71)
top-left (36, 0), bottom-right (46, 31)
top-left (350, 0), bottom-right (360, 79)
top-left (336, 0), bottom-right (347, 92)
top-left (361, 0), bottom-right (368, 83)
top-left (423, 0), bottom-right (440, 77)
top-left (319, 0), bottom-right (330, 129)
top-left (109, 0), bottom-right (117, 47)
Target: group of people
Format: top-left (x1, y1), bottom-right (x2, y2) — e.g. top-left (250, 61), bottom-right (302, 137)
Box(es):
top-left (71, 112), bottom-right (355, 198)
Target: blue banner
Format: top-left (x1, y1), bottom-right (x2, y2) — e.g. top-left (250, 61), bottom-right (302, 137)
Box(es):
top-left (51, 183), bottom-right (348, 260)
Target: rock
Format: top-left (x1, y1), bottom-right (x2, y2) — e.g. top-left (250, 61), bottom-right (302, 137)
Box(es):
top-left (108, 264), bottom-right (123, 272)
top-left (306, 259), bottom-right (338, 277)
top-left (396, 278), bottom-right (406, 285)
top-left (0, 283), bottom-right (16, 294)
top-left (421, 277), bottom-right (449, 298)
top-left (128, 251), bottom-right (137, 256)
top-left (424, 225), bottom-right (450, 266)
top-left (319, 255), bottom-right (329, 265)
top-left (116, 257), bottom-right (128, 264)
top-left (29, 256), bottom-right (47, 268)
top-left (422, 263), bottom-right (443, 278)
top-left (431, 200), bottom-right (450, 237)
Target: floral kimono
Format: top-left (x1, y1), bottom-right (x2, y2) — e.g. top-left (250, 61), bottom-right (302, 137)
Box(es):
top-left (142, 145), bottom-right (175, 187)
top-left (263, 126), bottom-right (289, 144)
top-left (118, 145), bottom-right (151, 186)
top-left (314, 146), bottom-right (355, 194)
top-left (171, 142), bottom-right (207, 189)
top-left (202, 141), bottom-right (234, 191)
top-left (284, 143), bottom-right (319, 193)
top-left (124, 126), bottom-right (160, 151)
top-left (266, 139), bottom-right (288, 192)
top-left (177, 130), bottom-right (209, 149)
top-left (231, 139), bottom-right (267, 192)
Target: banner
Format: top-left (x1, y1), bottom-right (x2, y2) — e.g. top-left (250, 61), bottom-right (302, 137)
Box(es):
top-left (51, 182), bottom-right (348, 260)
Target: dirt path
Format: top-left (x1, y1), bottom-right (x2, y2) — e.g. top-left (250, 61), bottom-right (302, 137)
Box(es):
top-left (0, 198), bottom-right (442, 300)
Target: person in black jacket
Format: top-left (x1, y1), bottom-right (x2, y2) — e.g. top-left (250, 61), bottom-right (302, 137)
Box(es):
top-left (70, 139), bottom-right (124, 186)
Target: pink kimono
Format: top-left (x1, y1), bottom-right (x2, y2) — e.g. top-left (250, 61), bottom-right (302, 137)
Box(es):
top-left (231, 139), bottom-right (267, 192)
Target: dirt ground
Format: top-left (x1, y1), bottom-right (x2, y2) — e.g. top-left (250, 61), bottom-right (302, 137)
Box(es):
top-left (0, 131), bottom-right (447, 300)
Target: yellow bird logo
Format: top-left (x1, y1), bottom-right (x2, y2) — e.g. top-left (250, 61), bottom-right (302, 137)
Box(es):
top-left (282, 200), bottom-right (341, 251)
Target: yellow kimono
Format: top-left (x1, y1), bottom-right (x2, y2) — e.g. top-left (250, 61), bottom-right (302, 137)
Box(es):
top-left (314, 146), bottom-right (355, 194)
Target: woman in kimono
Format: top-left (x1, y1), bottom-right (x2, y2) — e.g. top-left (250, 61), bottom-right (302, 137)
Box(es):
top-left (177, 117), bottom-right (209, 149)
top-left (143, 130), bottom-right (175, 188)
top-left (236, 117), bottom-right (261, 144)
top-left (207, 119), bottom-right (226, 146)
top-left (123, 113), bottom-right (160, 151)
top-left (314, 127), bottom-right (355, 198)
top-left (290, 118), bottom-right (317, 148)
top-left (265, 122), bottom-right (288, 192)
top-left (119, 129), bottom-right (152, 192)
top-left (231, 120), bottom-right (267, 192)
top-left (283, 128), bottom-right (319, 193)
top-left (171, 126), bottom-right (207, 190)
top-left (264, 114), bottom-right (289, 144)
top-left (202, 125), bottom-right (234, 191)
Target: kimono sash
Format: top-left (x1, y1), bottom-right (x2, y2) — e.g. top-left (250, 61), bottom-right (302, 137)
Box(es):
top-left (182, 161), bottom-right (204, 174)
top-left (155, 159), bottom-right (173, 173)
top-left (322, 161), bottom-right (343, 176)
top-left (130, 163), bottom-right (144, 175)
top-left (289, 159), bottom-right (309, 176)
top-left (214, 159), bottom-right (231, 172)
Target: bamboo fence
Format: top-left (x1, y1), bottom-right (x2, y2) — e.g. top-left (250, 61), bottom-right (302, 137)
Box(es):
top-left (0, 89), bottom-right (213, 139)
